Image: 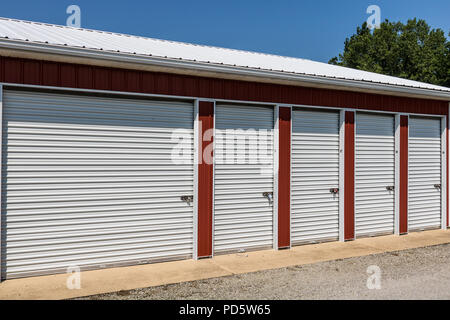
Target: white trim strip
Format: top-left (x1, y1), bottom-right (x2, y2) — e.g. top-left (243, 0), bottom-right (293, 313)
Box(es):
top-left (441, 116), bottom-right (447, 230)
top-left (448, 103), bottom-right (450, 229)
top-left (273, 105), bottom-right (279, 250)
top-left (406, 114), bottom-right (410, 234)
top-left (394, 114), bottom-right (401, 235)
top-left (339, 109), bottom-right (345, 241)
top-left (0, 84), bottom-right (2, 281)
top-left (193, 100), bottom-right (199, 260)
top-left (289, 105), bottom-right (293, 248)
top-left (211, 101), bottom-right (216, 257)
top-left (352, 110), bottom-right (356, 241)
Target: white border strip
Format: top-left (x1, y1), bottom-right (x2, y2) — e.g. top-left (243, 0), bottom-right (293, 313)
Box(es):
top-left (353, 111), bottom-right (356, 240)
top-left (289, 105), bottom-right (293, 248)
top-left (273, 105), bottom-right (279, 249)
top-left (193, 100), bottom-right (199, 259)
top-left (406, 115), bottom-right (410, 234)
top-left (447, 103), bottom-right (450, 230)
top-left (0, 84), bottom-right (2, 281)
top-left (441, 116), bottom-right (447, 230)
top-left (211, 101), bottom-right (216, 256)
top-left (339, 109), bottom-right (345, 241)
top-left (394, 114), bottom-right (401, 235)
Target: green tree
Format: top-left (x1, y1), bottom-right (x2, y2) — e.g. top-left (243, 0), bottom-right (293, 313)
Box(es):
top-left (329, 19), bottom-right (450, 87)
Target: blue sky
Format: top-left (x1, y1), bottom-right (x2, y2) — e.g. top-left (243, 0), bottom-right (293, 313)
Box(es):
top-left (1, 0), bottom-right (449, 63)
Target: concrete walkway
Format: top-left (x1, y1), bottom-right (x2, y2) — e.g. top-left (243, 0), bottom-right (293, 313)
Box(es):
top-left (0, 229), bottom-right (449, 300)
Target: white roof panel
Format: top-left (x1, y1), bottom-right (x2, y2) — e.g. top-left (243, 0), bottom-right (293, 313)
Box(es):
top-left (0, 17), bottom-right (449, 93)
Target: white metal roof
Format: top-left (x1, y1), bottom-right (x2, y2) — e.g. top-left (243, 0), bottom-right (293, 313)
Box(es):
top-left (0, 17), bottom-right (449, 95)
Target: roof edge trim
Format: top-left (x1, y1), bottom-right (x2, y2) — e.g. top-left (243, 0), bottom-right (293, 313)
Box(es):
top-left (0, 39), bottom-right (449, 101)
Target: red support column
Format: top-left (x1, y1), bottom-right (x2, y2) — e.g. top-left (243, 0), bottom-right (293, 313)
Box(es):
top-left (197, 101), bottom-right (214, 258)
top-left (399, 115), bottom-right (409, 234)
top-left (344, 111), bottom-right (355, 240)
top-left (278, 107), bottom-right (291, 248)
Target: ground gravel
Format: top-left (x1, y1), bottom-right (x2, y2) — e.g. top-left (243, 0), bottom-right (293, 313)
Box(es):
top-left (77, 243), bottom-right (450, 300)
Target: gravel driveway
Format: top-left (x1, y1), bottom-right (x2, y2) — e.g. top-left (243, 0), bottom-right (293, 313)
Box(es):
top-left (78, 243), bottom-right (450, 300)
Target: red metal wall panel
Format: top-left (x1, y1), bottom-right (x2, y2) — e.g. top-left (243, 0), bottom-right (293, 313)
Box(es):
top-left (400, 116), bottom-right (409, 234)
top-left (344, 111), bottom-right (355, 240)
top-left (77, 66), bottom-right (93, 89)
top-left (93, 67), bottom-right (111, 91)
top-left (23, 60), bottom-right (40, 85)
top-left (126, 71), bottom-right (141, 93)
top-left (4, 58), bottom-right (22, 84)
top-left (141, 72), bottom-right (156, 94)
top-left (278, 107), bottom-right (291, 248)
top-left (60, 64), bottom-right (77, 88)
top-left (197, 101), bottom-right (214, 258)
top-left (0, 57), bottom-right (447, 115)
top-left (42, 62), bottom-right (59, 87)
top-left (111, 69), bottom-right (126, 92)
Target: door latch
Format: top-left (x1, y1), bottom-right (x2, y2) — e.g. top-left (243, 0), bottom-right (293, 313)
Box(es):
top-left (386, 186), bottom-right (395, 191)
top-left (329, 188), bottom-right (339, 194)
top-left (263, 192), bottom-right (273, 204)
top-left (181, 195), bottom-right (193, 205)
top-left (434, 184), bottom-right (441, 190)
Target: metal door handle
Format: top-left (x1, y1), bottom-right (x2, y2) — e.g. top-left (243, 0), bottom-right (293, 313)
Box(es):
top-left (263, 192), bottom-right (273, 204)
top-left (329, 188), bottom-right (339, 194)
top-left (386, 186), bottom-right (394, 191)
top-left (434, 184), bottom-right (441, 190)
top-left (181, 195), bottom-right (193, 205)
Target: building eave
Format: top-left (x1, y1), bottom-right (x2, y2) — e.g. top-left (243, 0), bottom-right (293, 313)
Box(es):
top-left (0, 38), bottom-right (449, 102)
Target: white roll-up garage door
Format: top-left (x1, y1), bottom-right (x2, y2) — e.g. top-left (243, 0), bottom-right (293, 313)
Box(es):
top-left (291, 109), bottom-right (340, 244)
top-left (409, 117), bottom-right (442, 230)
top-left (2, 89), bottom-right (194, 279)
top-left (214, 104), bottom-right (274, 253)
top-left (355, 113), bottom-right (395, 236)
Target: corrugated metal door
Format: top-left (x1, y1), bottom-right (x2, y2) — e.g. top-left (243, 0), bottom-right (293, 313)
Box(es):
top-left (214, 104), bottom-right (274, 253)
top-left (291, 109), bottom-right (340, 243)
top-left (355, 113), bottom-right (395, 236)
top-left (409, 117), bottom-right (442, 230)
top-left (2, 89), bottom-right (194, 279)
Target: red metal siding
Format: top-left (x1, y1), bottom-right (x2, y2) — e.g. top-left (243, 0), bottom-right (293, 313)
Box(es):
top-left (197, 101), bottom-right (214, 258)
top-left (4, 58), bottom-right (22, 84)
top-left (344, 111), bottom-right (355, 240)
top-left (111, 69), bottom-right (126, 92)
top-left (77, 66), bottom-right (93, 89)
top-left (278, 107), bottom-right (291, 248)
top-left (60, 64), bottom-right (77, 88)
top-left (0, 56), bottom-right (447, 115)
top-left (23, 60), bottom-right (40, 85)
top-left (126, 71), bottom-right (141, 93)
top-left (42, 62), bottom-right (59, 87)
top-left (94, 67), bottom-right (111, 91)
top-left (400, 116), bottom-right (409, 234)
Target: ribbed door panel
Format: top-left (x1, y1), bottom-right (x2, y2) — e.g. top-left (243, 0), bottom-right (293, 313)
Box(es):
top-left (2, 90), bottom-right (194, 279)
top-left (355, 113), bottom-right (395, 236)
top-left (214, 104), bottom-right (274, 252)
top-left (291, 109), bottom-right (340, 243)
top-left (409, 117), bottom-right (441, 230)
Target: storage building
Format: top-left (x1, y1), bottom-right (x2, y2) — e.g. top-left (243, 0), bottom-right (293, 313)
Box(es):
top-left (0, 18), bottom-right (448, 279)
